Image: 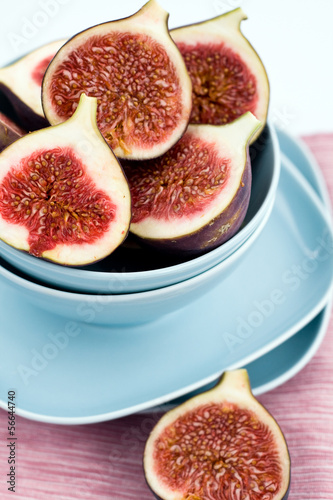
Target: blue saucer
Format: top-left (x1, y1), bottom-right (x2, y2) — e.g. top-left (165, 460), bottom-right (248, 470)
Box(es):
top-left (0, 138), bottom-right (332, 424)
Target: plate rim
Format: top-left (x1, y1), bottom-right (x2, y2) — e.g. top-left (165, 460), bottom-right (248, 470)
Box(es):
top-left (153, 292), bottom-right (333, 413)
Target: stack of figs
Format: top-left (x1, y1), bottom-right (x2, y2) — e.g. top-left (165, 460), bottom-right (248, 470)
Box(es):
top-left (0, 0), bottom-right (269, 266)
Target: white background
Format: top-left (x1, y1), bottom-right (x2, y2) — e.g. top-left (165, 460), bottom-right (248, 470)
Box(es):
top-left (0, 0), bottom-right (332, 136)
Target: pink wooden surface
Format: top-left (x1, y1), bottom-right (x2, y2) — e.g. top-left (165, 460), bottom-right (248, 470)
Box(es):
top-left (0, 134), bottom-right (333, 499)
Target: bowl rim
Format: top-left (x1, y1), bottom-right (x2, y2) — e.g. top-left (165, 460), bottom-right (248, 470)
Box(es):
top-left (0, 121), bottom-right (280, 286)
top-left (0, 193), bottom-right (276, 303)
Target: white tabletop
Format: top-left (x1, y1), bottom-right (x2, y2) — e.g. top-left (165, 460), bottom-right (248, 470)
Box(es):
top-left (0, 0), bottom-right (332, 136)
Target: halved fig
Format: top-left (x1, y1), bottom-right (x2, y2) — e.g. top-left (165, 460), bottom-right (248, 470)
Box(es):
top-left (0, 112), bottom-right (25, 153)
top-left (0, 93), bottom-right (131, 266)
top-left (124, 112), bottom-right (260, 254)
top-left (0, 39), bottom-right (66, 131)
top-left (144, 369), bottom-right (291, 500)
top-left (42, 0), bottom-right (192, 160)
top-left (171, 8), bottom-right (269, 142)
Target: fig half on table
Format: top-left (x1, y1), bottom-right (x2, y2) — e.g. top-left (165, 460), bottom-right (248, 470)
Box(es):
top-left (144, 369), bottom-right (291, 500)
top-left (0, 93), bottom-right (131, 266)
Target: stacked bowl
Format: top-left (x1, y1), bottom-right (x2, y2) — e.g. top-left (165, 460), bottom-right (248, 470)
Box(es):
top-left (0, 124), bottom-right (280, 326)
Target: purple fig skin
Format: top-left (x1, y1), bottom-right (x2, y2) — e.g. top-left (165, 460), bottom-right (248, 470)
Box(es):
top-left (136, 152), bottom-right (251, 256)
top-left (0, 111), bottom-right (26, 152)
top-left (0, 83), bottom-right (48, 131)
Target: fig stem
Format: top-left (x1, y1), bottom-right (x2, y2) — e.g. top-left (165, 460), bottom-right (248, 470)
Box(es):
top-left (216, 369), bottom-right (252, 395)
top-left (235, 111), bottom-right (262, 143)
top-left (211, 111), bottom-right (261, 146)
top-left (66, 93), bottom-right (98, 130)
top-left (219, 7), bottom-right (248, 29)
top-left (132, 0), bottom-right (169, 27)
top-left (172, 7), bottom-right (247, 34)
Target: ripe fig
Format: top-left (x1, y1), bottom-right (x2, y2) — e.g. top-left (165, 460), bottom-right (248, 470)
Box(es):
top-left (0, 93), bottom-right (131, 266)
top-left (171, 8), bottom-right (269, 142)
top-left (0, 39), bottom-right (66, 131)
top-left (144, 369), bottom-right (291, 500)
top-left (0, 112), bottom-right (25, 153)
top-left (42, 0), bottom-right (192, 160)
top-left (124, 112), bottom-right (260, 254)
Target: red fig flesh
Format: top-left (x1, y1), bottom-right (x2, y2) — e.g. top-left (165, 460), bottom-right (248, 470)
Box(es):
top-left (171, 8), bottom-right (269, 142)
top-left (125, 112), bottom-right (260, 254)
top-left (42, 0), bottom-right (192, 159)
top-left (0, 94), bottom-right (131, 266)
top-left (0, 39), bottom-right (66, 131)
top-left (144, 370), bottom-right (290, 500)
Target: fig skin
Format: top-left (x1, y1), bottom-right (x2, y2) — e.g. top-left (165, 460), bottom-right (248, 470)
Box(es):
top-left (144, 369), bottom-right (291, 500)
top-left (0, 84), bottom-right (49, 131)
top-left (0, 112), bottom-right (25, 153)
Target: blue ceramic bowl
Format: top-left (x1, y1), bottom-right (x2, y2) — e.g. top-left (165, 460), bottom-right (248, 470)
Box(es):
top-left (0, 199), bottom-right (274, 326)
top-left (0, 124), bottom-right (279, 294)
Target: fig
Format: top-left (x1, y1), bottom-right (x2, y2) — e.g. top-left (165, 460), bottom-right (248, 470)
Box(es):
top-left (124, 112), bottom-right (260, 254)
top-left (144, 369), bottom-right (290, 500)
top-left (171, 8), bottom-right (269, 142)
top-left (42, 0), bottom-right (192, 160)
top-left (0, 112), bottom-right (25, 153)
top-left (0, 93), bottom-right (131, 266)
top-left (0, 39), bottom-right (66, 131)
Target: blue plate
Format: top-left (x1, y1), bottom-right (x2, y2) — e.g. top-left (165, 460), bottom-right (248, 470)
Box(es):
top-left (160, 298), bottom-right (332, 410)
top-left (0, 145), bottom-right (332, 424)
top-left (276, 128), bottom-right (331, 208)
